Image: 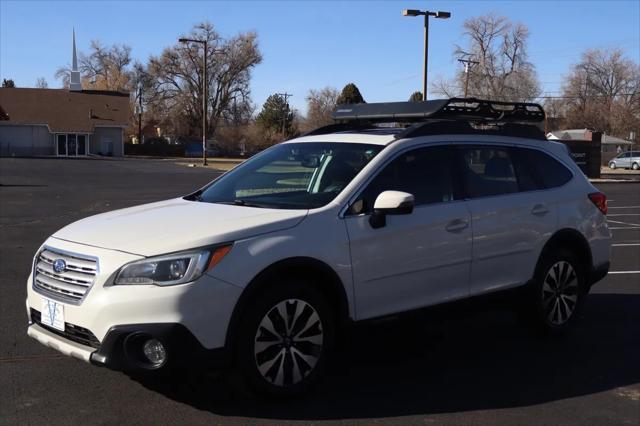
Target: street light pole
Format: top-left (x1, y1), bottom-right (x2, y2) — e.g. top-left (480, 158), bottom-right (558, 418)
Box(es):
top-left (423, 14), bottom-right (429, 101)
top-left (203, 39), bottom-right (207, 166)
top-left (403, 9), bottom-right (451, 101)
top-left (179, 37), bottom-right (209, 166)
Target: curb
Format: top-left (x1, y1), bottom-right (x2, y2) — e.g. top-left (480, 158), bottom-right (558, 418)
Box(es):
top-left (589, 179), bottom-right (640, 183)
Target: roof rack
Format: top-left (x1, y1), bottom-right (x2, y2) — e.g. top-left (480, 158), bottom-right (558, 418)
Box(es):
top-left (331, 98), bottom-right (545, 123)
top-left (300, 97), bottom-right (547, 140)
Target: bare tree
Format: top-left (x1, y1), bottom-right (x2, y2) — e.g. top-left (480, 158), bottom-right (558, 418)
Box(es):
top-left (35, 77), bottom-right (48, 89)
top-left (304, 87), bottom-right (339, 131)
top-left (433, 13), bottom-right (540, 101)
top-left (562, 48), bottom-right (640, 138)
top-left (147, 22), bottom-right (262, 139)
top-left (55, 41), bottom-right (133, 91)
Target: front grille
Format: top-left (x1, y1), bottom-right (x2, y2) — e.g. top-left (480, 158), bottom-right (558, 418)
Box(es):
top-left (30, 309), bottom-right (101, 348)
top-left (33, 247), bottom-right (98, 304)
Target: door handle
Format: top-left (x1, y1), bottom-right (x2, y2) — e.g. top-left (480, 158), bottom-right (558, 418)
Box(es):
top-left (445, 219), bottom-right (469, 233)
top-left (531, 204), bottom-right (549, 216)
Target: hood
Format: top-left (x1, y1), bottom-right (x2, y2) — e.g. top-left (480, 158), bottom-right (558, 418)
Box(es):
top-left (53, 198), bottom-right (308, 256)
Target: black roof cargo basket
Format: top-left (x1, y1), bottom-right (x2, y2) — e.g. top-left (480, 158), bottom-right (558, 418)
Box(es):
top-left (331, 98), bottom-right (545, 123)
top-left (300, 97), bottom-right (547, 140)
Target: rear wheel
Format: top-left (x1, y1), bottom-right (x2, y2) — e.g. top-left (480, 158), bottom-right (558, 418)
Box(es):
top-left (609, 162), bottom-right (616, 170)
top-left (523, 249), bottom-right (586, 333)
top-left (236, 280), bottom-right (335, 398)
top-left (632, 162), bottom-right (639, 170)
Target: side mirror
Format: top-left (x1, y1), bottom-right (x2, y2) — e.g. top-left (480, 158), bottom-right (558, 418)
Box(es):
top-left (369, 191), bottom-right (414, 229)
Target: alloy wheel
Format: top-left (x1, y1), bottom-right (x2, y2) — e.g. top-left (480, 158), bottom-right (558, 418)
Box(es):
top-left (542, 261), bottom-right (579, 325)
top-left (254, 299), bottom-right (323, 387)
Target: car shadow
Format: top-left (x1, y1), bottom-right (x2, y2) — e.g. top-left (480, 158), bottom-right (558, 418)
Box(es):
top-left (128, 293), bottom-right (639, 420)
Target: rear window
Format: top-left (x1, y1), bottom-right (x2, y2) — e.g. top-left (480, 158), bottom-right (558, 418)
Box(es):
top-left (515, 148), bottom-right (573, 189)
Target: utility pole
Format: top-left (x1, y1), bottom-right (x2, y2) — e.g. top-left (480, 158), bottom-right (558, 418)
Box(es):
top-left (277, 92), bottom-right (292, 139)
top-left (458, 58), bottom-right (479, 98)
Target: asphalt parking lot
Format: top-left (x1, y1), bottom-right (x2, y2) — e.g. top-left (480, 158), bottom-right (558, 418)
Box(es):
top-left (1, 158), bottom-right (638, 425)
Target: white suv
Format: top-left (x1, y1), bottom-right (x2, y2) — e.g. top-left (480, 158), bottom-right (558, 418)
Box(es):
top-left (26, 99), bottom-right (611, 397)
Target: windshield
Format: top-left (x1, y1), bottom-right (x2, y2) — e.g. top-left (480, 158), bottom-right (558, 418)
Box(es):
top-left (191, 142), bottom-right (384, 209)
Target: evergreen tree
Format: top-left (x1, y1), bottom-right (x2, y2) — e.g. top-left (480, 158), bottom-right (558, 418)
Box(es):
top-left (336, 83), bottom-right (365, 105)
top-left (256, 94), bottom-right (295, 141)
top-left (408, 91), bottom-right (423, 102)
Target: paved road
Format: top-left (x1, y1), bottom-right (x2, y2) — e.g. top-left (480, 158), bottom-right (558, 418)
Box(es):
top-left (1, 158), bottom-right (638, 425)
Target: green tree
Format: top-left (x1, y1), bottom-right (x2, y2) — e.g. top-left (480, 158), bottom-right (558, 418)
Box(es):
top-left (336, 83), bottom-right (365, 105)
top-left (408, 91), bottom-right (423, 102)
top-left (2, 79), bottom-right (15, 88)
top-left (256, 94), bottom-right (295, 142)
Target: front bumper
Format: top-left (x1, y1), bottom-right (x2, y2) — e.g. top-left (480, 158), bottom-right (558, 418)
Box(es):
top-left (26, 238), bottom-right (243, 371)
top-left (27, 315), bottom-right (231, 371)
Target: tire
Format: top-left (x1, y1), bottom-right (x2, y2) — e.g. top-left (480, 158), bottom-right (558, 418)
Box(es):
top-left (235, 279), bottom-right (335, 398)
top-left (609, 162), bottom-right (616, 170)
top-left (632, 162), bottom-right (639, 170)
top-left (522, 249), bottom-right (586, 333)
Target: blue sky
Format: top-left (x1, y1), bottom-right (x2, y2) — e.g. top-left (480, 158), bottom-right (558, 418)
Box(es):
top-left (1, 0), bottom-right (639, 114)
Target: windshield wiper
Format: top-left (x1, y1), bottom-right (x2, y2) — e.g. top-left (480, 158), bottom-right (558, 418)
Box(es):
top-left (212, 199), bottom-right (271, 208)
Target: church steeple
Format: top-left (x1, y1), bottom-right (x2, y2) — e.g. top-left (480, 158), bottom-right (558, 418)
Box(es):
top-left (69, 29), bottom-right (82, 92)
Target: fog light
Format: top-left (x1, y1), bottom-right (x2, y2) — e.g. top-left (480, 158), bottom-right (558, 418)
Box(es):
top-left (142, 338), bottom-right (167, 366)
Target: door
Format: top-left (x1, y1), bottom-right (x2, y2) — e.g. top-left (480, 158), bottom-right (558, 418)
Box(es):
top-left (56, 134), bottom-right (66, 156)
top-left (457, 145), bottom-right (557, 295)
top-left (101, 138), bottom-right (113, 155)
top-left (77, 135), bottom-right (86, 155)
top-left (345, 145), bottom-right (472, 320)
top-left (66, 134), bottom-right (77, 156)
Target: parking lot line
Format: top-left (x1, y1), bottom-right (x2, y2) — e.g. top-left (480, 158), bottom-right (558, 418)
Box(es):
top-left (608, 214), bottom-right (640, 217)
top-left (608, 206), bottom-right (640, 209)
top-left (609, 271), bottom-right (640, 274)
top-left (609, 227), bottom-right (640, 230)
top-left (612, 243), bottom-right (640, 247)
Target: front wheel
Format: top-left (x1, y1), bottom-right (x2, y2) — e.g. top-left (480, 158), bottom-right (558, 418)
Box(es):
top-left (236, 281), bottom-right (335, 398)
top-left (632, 162), bottom-right (639, 170)
top-left (609, 162), bottom-right (616, 170)
top-left (522, 249), bottom-right (586, 333)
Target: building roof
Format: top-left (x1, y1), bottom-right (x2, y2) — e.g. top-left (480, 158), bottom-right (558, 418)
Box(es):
top-left (547, 129), bottom-right (633, 145)
top-left (0, 88), bottom-right (130, 133)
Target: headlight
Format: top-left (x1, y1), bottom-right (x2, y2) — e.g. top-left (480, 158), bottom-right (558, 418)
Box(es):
top-left (114, 245), bottom-right (232, 286)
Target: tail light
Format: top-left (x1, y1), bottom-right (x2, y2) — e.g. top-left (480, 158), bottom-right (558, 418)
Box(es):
top-left (588, 192), bottom-right (607, 215)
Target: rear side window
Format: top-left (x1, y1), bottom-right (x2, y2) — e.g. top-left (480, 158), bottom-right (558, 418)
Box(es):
top-left (351, 146), bottom-right (454, 214)
top-left (459, 146), bottom-right (519, 198)
top-left (516, 148), bottom-right (573, 189)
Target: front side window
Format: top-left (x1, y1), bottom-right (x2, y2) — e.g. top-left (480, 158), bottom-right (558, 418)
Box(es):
top-left (460, 146), bottom-right (518, 198)
top-left (350, 146), bottom-right (454, 214)
top-left (194, 142), bottom-right (383, 209)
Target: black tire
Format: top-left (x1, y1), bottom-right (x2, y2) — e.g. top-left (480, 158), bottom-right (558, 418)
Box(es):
top-left (235, 279), bottom-right (335, 398)
top-left (632, 162), bottom-right (639, 170)
top-left (522, 248), bottom-right (587, 333)
top-left (609, 162), bottom-right (616, 170)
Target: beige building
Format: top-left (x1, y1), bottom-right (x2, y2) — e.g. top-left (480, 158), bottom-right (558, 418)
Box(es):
top-left (0, 31), bottom-right (129, 157)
